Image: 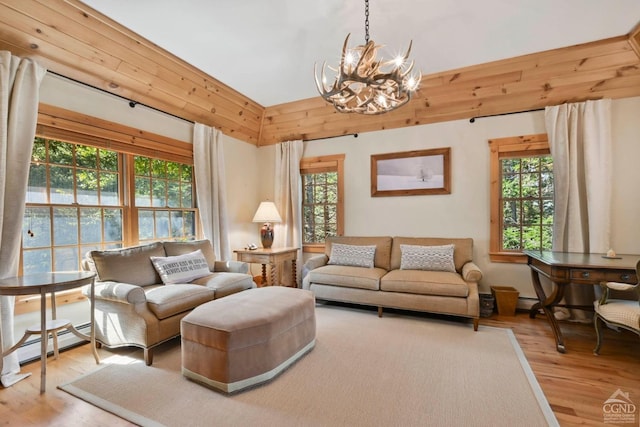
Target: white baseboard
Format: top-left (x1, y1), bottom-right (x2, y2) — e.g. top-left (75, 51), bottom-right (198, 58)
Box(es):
top-left (517, 297), bottom-right (539, 311)
top-left (16, 323), bottom-right (92, 364)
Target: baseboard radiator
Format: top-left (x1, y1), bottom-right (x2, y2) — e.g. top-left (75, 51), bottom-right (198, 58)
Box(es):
top-left (16, 323), bottom-right (92, 364)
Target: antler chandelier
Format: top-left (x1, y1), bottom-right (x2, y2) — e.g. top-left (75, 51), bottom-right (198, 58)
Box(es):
top-left (314, 0), bottom-right (420, 115)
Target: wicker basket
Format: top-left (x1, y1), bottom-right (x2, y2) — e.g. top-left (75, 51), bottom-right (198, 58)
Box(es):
top-left (490, 286), bottom-right (519, 316)
top-left (479, 293), bottom-right (495, 318)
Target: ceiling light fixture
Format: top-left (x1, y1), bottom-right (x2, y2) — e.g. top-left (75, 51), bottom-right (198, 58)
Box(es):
top-left (314, 0), bottom-right (421, 115)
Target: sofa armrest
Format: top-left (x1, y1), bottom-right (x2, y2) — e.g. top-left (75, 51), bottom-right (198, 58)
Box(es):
top-left (84, 281), bottom-right (147, 305)
top-left (461, 262), bottom-right (483, 282)
top-left (214, 260), bottom-right (249, 274)
top-left (302, 255), bottom-right (329, 279)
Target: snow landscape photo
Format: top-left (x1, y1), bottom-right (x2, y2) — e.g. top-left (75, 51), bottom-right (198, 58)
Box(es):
top-left (376, 154), bottom-right (445, 191)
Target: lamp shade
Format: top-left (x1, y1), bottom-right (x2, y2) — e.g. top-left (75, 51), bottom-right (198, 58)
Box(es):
top-left (252, 201), bottom-right (282, 223)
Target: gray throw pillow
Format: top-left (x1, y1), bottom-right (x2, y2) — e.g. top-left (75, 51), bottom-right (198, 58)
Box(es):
top-left (399, 244), bottom-right (456, 272)
top-left (328, 243), bottom-right (376, 268)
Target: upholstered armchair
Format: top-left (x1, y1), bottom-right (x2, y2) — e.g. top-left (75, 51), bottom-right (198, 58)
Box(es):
top-left (593, 259), bottom-right (640, 355)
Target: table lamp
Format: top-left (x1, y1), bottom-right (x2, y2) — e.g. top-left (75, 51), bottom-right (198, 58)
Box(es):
top-left (252, 201), bottom-right (282, 249)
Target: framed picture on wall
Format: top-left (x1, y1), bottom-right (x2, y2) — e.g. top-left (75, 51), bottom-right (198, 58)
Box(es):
top-left (371, 147), bottom-right (451, 197)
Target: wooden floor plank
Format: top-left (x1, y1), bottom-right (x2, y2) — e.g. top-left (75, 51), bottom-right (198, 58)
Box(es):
top-left (0, 310), bottom-right (637, 426)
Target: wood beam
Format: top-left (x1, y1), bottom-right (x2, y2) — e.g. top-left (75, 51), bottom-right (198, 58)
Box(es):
top-left (260, 36), bottom-right (640, 144)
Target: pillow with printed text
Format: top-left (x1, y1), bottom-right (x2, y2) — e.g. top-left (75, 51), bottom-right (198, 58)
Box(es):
top-left (150, 249), bottom-right (211, 284)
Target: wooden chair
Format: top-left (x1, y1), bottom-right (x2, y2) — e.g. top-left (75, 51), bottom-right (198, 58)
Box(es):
top-left (593, 259), bottom-right (640, 355)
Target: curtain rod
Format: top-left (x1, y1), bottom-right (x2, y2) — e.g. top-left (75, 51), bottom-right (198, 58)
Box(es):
top-left (303, 133), bottom-right (359, 142)
top-left (303, 107), bottom-right (546, 141)
top-left (46, 71), bottom-right (194, 125)
top-left (469, 108), bottom-right (545, 123)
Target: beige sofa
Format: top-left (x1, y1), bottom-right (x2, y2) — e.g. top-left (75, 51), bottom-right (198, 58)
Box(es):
top-left (82, 239), bottom-right (255, 365)
top-left (302, 236), bottom-right (482, 330)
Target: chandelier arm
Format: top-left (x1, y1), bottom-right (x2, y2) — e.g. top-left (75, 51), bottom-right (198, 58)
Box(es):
top-left (339, 34), bottom-right (352, 72)
top-left (313, 63), bottom-right (324, 93)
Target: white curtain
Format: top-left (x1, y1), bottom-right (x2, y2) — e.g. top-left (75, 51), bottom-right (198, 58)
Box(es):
top-left (274, 140), bottom-right (304, 286)
top-left (0, 52), bottom-right (46, 387)
top-left (545, 99), bottom-right (612, 321)
top-left (193, 123), bottom-right (231, 261)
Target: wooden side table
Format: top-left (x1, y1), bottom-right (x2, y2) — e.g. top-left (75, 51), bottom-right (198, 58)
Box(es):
top-left (234, 247), bottom-right (299, 286)
top-left (0, 271), bottom-right (99, 393)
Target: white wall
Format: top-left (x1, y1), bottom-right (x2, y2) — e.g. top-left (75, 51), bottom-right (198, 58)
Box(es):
top-left (285, 97), bottom-right (640, 298)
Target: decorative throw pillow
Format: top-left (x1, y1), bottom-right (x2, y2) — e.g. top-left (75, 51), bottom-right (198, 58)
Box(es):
top-left (328, 243), bottom-right (376, 268)
top-left (399, 244), bottom-right (456, 272)
top-left (150, 249), bottom-right (211, 285)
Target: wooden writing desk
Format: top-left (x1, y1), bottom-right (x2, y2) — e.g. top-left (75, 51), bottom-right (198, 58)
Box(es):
top-left (234, 247), bottom-right (298, 286)
top-left (523, 250), bottom-right (639, 353)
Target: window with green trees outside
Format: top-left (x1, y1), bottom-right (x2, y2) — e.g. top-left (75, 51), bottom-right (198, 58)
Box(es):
top-left (300, 154), bottom-right (344, 252)
top-left (134, 156), bottom-right (196, 243)
top-left (302, 171), bottom-right (339, 244)
top-left (23, 138), bottom-right (123, 274)
top-left (500, 155), bottom-right (554, 251)
top-left (488, 133), bottom-right (553, 262)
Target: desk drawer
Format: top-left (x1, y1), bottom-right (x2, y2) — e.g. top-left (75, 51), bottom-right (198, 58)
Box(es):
top-left (604, 270), bottom-right (637, 283)
top-left (570, 269), bottom-right (636, 283)
top-left (570, 269), bottom-right (605, 282)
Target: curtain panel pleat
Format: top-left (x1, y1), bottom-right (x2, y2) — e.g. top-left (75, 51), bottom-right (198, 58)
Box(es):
top-left (193, 123), bottom-right (231, 261)
top-left (274, 140), bottom-right (304, 286)
top-left (0, 52), bottom-right (47, 387)
top-left (544, 99), bottom-right (612, 321)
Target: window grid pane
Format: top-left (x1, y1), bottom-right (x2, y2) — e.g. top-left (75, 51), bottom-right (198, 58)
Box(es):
top-left (134, 156), bottom-right (197, 243)
top-left (24, 138), bottom-right (125, 273)
top-left (302, 171), bottom-right (338, 244)
top-left (499, 155), bottom-right (553, 252)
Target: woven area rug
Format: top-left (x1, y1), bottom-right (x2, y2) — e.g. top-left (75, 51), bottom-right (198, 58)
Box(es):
top-left (59, 304), bottom-right (558, 427)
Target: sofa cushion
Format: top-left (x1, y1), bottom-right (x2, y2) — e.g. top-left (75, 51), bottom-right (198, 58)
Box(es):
top-left (381, 269), bottom-right (470, 298)
top-left (325, 236), bottom-right (393, 270)
top-left (308, 265), bottom-right (386, 291)
top-left (150, 249), bottom-right (211, 285)
top-left (91, 242), bottom-right (165, 287)
top-left (163, 239), bottom-right (217, 271)
top-left (390, 237), bottom-right (473, 272)
top-left (191, 272), bottom-right (255, 298)
top-left (145, 284), bottom-right (215, 320)
top-left (399, 244), bottom-right (456, 272)
top-left (328, 243), bottom-right (376, 268)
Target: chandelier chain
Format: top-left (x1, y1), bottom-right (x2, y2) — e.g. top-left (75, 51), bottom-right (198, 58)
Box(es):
top-left (364, 0), bottom-right (369, 43)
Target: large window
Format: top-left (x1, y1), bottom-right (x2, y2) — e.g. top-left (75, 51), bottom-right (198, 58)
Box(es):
top-left (488, 134), bottom-right (553, 263)
top-left (23, 138), bottom-right (124, 274)
top-left (300, 154), bottom-right (345, 253)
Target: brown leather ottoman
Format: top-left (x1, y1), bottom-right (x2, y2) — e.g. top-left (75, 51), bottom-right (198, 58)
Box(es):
top-left (181, 286), bottom-right (316, 393)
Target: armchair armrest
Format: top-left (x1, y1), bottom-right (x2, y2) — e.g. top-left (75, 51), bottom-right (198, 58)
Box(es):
top-left (84, 281), bottom-right (147, 305)
top-left (598, 281), bottom-right (639, 304)
top-left (462, 262), bottom-right (483, 282)
top-left (302, 255), bottom-right (329, 279)
top-left (214, 260), bottom-right (249, 274)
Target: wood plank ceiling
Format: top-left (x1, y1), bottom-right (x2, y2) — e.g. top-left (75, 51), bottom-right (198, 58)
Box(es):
top-left (1, 0), bottom-right (639, 146)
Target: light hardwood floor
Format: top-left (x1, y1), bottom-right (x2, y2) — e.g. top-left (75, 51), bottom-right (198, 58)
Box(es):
top-left (0, 310), bottom-right (638, 427)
